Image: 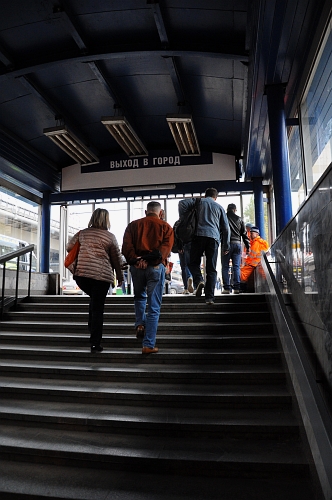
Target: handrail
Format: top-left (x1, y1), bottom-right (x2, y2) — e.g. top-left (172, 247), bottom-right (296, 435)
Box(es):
top-left (0, 244), bottom-right (35, 318)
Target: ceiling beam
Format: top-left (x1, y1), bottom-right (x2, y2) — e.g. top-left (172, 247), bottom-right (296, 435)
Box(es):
top-left (162, 56), bottom-right (185, 105)
top-left (148, 0), bottom-right (169, 47)
top-left (0, 50), bottom-right (249, 81)
top-left (53, 4), bottom-right (87, 51)
top-left (87, 61), bottom-right (120, 107)
top-left (0, 43), bottom-right (14, 68)
top-left (18, 74), bottom-right (99, 156)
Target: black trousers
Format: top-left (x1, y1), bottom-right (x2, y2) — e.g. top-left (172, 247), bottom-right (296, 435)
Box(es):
top-left (74, 276), bottom-right (110, 346)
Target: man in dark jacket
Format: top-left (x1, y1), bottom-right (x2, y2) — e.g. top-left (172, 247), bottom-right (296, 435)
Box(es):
top-left (221, 203), bottom-right (250, 294)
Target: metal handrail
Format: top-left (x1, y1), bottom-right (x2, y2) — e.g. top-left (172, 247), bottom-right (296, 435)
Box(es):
top-left (0, 244), bottom-right (34, 318)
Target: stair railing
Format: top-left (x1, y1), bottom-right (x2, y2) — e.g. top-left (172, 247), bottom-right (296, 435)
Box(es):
top-left (260, 253), bottom-right (332, 499)
top-left (0, 244), bottom-right (35, 319)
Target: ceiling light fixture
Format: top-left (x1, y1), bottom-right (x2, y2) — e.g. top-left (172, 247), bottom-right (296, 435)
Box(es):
top-left (166, 114), bottom-right (200, 156)
top-left (101, 116), bottom-right (148, 157)
top-left (43, 126), bottom-right (99, 165)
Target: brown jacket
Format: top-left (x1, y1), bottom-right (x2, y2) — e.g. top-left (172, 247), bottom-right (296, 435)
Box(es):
top-left (122, 213), bottom-right (174, 267)
top-left (67, 227), bottom-right (124, 284)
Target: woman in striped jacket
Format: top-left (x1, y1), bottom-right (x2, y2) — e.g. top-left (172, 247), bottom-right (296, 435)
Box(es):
top-left (66, 208), bottom-right (124, 353)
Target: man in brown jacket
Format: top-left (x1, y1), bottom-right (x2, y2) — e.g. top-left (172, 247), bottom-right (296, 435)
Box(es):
top-left (122, 201), bottom-right (174, 354)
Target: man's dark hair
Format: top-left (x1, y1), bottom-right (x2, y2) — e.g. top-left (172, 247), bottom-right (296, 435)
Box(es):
top-left (205, 187), bottom-right (218, 198)
top-left (146, 201), bottom-right (161, 212)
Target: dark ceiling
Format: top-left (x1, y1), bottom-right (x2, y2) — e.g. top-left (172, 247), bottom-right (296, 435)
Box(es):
top-left (0, 0), bottom-right (327, 196)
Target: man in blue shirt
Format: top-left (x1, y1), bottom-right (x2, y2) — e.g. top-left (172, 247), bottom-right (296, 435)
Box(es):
top-left (179, 187), bottom-right (230, 304)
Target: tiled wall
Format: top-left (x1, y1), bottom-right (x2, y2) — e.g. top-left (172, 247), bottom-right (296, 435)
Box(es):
top-left (268, 163), bottom-right (332, 394)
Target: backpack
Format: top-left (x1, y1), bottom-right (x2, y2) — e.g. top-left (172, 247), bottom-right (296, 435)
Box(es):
top-left (173, 198), bottom-right (201, 248)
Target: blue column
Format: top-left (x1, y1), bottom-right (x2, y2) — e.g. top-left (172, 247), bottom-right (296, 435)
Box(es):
top-left (266, 84), bottom-right (292, 235)
top-left (252, 177), bottom-right (265, 239)
top-left (40, 191), bottom-right (51, 273)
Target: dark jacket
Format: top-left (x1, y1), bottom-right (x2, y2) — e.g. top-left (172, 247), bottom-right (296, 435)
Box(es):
top-left (227, 210), bottom-right (250, 251)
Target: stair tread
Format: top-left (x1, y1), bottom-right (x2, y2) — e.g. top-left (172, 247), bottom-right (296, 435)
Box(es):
top-left (0, 399), bottom-right (298, 426)
top-left (0, 359), bottom-right (285, 373)
top-left (0, 459), bottom-right (315, 500)
top-left (0, 376), bottom-right (290, 395)
top-left (0, 424), bottom-right (307, 464)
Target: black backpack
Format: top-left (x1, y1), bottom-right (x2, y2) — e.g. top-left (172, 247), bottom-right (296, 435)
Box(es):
top-left (173, 198), bottom-right (201, 249)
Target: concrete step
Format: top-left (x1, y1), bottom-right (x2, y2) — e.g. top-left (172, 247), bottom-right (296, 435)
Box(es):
top-left (0, 399), bottom-right (299, 438)
top-left (0, 360), bottom-right (286, 384)
top-left (0, 377), bottom-right (292, 409)
top-left (4, 310), bottom-right (272, 323)
top-left (0, 344), bottom-right (282, 363)
top-left (0, 424), bottom-right (309, 478)
top-left (27, 293), bottom-right (269, 304)
top-left (0, 459), bottom-right (316, 500)
top-left (16, 301), bottom-right (269, 313)
top-left (0, 321), bottom-right (275, 335)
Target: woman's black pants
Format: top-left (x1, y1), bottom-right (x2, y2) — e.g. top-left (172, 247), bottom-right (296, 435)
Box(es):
top-left (74, 276), bottom-right (110, 346)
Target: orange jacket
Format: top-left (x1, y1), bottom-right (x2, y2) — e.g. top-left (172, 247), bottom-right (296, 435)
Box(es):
top-left (122, 213), bottom-right (174, 267)
top-left (245, 236), bottom-right (269, 267)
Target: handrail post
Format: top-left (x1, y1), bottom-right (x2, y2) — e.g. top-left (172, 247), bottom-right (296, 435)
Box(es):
top-left (1, 263), bottom-right (6, 319)
top-left (28, 250), bottom-right (32, 298)
top-left (15, 255), bottom-right (20, 308)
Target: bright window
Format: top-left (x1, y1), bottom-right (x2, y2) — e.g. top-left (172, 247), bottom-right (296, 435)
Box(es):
top-left (301, 20), bottom-right (332, 193)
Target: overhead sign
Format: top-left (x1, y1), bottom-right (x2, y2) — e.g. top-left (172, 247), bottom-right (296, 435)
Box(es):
top-left (62, 151), bottom-right (236, 192)
top-left (81, 151), bottom-right (213, 173)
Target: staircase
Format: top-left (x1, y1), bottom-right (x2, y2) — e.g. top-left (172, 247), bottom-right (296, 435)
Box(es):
top-left (0, 294), bottom-right (319, 499)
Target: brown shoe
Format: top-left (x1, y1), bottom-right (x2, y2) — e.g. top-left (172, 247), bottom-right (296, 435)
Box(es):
top-left (142, 346), bottom-right (159, 354)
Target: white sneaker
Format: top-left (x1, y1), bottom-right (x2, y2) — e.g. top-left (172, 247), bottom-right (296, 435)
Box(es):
top-left (233, 289), bottom-right (241, 294)
top-left (222, 289), bottom-right (231, 294)
top-left (187, 277), bottom-right (194, 294)
top-left (182, 289), bottom-right (190, 294)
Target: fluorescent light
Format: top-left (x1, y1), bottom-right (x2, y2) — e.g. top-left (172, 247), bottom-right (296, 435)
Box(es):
top-left (43, 126), bottom-right (99, 165)
top-left (166, 114), bottom-right (200, 156)
top-left (101, 116), bottom-right (148, 157)
top-left (123, 184), bottom-right (176, 192)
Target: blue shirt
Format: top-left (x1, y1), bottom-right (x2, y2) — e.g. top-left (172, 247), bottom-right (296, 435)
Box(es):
top-left (178, 197), bottom-right (230, 251)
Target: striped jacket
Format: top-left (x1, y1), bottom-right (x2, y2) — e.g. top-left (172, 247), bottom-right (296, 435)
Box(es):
top-left (66, 227), bottom-right (124, 284)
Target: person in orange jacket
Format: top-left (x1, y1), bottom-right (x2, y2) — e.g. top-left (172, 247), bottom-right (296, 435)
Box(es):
top-left (240, 226), bottom-right (269, 289)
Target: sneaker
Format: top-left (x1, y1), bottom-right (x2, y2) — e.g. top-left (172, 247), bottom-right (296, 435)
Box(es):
top-left (222, 289), bottom-right (231, 294)
top-left (182, 289), bottom-right (190, 294)
top-left (196, 282), bottom-right (205, 297)
top-left (233, 289), bottom-right (241, 294)
top-left (205, 299), bottom-right (215, 305)
top-left (187, 277), bottom-right (194, 294)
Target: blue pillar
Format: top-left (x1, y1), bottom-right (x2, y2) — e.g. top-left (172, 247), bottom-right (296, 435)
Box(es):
top-left (40, 191), bottom-right (51, 273)
top-left (265, 84), bottom-right (292, 235)
top-left (252, 177), bottom-right (265, 239)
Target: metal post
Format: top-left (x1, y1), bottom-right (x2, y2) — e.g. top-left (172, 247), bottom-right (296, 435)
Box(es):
top-left (40, 191), bottom-right (51, 273)
top-left (265, 83), bottom-right (292, 235)
top-left (126, 200), bottom-right (131, 295)
top-left (252, 177), bottom-right (265, 239)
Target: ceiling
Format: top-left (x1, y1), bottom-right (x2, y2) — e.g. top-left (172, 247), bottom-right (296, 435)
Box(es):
top-left (0, 0), bottom-right (327, 197)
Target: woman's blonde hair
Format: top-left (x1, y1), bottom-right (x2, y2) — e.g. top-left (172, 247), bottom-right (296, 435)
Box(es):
top-left (88, 208), bottom-right (110, 230)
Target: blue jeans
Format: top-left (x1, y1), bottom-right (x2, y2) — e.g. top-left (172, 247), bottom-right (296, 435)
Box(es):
top-left (130, 264), bottom-right (165, 348)
top-left (179, 243), bottom-right (192, 289)
top-left (74, 276), bottom-right (110, 346)
top-left (189, 236), bottom-right (219, 300)
top-left (222, 242), bottom-right (242, 290)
